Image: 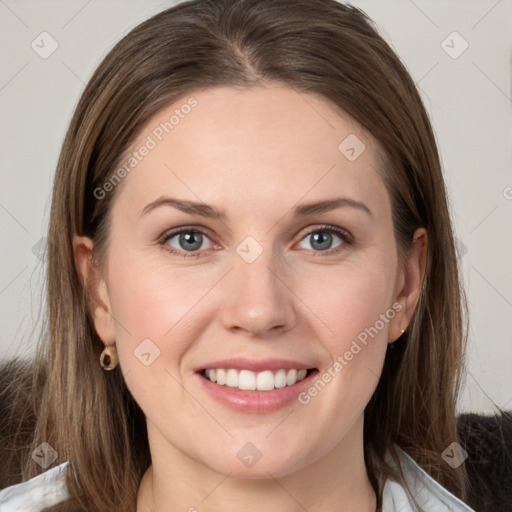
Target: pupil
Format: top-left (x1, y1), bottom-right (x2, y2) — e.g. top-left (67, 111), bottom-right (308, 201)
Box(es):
top-left (181, 232), bottom-right (201, 251)
top-left (312, 232), bottom-right (331, 251)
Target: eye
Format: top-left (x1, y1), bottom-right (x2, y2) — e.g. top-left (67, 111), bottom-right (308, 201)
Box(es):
top-left (160, 227), bottom-right (216, 258)
top-left (159, 224), bottom-right (352, 259)
top-left (296, 225), bottom-right (351, 255)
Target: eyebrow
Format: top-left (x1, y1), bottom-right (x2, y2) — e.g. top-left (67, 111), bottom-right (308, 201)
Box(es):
top-left (140, 196), bottom-right (373, 219)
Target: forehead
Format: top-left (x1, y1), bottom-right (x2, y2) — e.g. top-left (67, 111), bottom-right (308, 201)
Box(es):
top-left (113, 84), bottom-right (388, 218)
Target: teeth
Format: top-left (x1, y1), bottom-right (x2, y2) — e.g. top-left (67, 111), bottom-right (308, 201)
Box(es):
top-left (216, 369), bottom-right (226, 385)
top-left (226, 369), bottom-right (239, 387)
top-left (274, 369), bottom-right (287, 388)
top-left (256, 370), bottom-right (273, 391)
top-left (286, 369), bottom-right (298, 386)
top-left (239, 370), bottom-right (256, 390)
top-left (203, 368), bottom-right (309, 391)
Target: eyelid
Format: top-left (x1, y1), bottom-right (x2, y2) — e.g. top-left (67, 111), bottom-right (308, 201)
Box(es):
top-left (295, 224), bottom-right (353, 244)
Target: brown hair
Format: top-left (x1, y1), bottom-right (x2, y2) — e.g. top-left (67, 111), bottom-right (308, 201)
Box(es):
top-left (1, 0), bottom-right (469, 510)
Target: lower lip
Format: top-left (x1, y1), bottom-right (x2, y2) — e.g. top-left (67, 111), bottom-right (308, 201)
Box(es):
top-left (195, 369), bottom-right (319, 414)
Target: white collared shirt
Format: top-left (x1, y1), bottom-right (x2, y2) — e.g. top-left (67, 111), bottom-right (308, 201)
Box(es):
top-left (382, 446), bottom-right (476, 511)
top-left (0, 445), bottom-right (476, 511)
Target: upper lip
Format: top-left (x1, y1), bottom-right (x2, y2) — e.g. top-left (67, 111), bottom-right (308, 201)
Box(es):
top-left (195, 357), bottom-right (315, 373)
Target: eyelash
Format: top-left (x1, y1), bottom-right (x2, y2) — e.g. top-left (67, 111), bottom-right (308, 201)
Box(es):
top-left (158, 224), bottom-right (353, 259)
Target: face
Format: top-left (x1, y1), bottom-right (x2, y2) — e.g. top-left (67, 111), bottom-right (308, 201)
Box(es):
top-left (77, 84), bottom-right (422, 480)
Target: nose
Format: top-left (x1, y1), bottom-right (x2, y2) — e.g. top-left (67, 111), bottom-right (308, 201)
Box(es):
top-left (219, 248), bottom-right (298, 339)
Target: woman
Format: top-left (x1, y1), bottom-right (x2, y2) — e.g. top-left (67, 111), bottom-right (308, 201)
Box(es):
top-left (0, 0), bottom-right (477, 510)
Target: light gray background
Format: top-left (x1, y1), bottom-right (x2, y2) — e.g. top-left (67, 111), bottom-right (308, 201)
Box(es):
top-left (0, 0), bottom-right (511, 414)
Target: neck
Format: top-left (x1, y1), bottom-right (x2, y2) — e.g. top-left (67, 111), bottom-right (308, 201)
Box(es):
top-left (137, 417), bottom-right (377, 512)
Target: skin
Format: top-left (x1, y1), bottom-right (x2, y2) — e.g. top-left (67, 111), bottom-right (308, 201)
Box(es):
top-left (74, 83), bottom-right (427, 512)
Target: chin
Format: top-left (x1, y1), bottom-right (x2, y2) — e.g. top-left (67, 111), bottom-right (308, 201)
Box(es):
top-left (199, 448), bottom-right (306, 480)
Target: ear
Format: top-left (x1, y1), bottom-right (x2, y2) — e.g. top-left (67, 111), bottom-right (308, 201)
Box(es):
top-left (73, 235), bottom-right (115, 345)
top-left (388, 227), bottom-right (428, 343)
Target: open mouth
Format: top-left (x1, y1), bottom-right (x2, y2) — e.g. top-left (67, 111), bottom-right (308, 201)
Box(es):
top-left (198, 367), bottom-right (318, 392)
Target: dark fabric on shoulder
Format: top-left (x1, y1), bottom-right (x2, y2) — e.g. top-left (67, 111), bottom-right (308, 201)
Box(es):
top-left (457, 409), bottom-right (512, 512)
top-left (0, 358), bottom-right (39, 489)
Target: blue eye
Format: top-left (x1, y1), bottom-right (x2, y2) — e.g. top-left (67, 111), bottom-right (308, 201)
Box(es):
top-left (161, 228), bottom-right (215, 258)
top-left (296, 225), bottom-right (351, 255)
top-left (159, 225), bottom-right (352, 258)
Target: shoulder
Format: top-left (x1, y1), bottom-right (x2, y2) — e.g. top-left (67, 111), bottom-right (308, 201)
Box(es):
top-left (0, 462), bottom-right (69, 512)
top-left (382, 445), bottom-right (476, 512)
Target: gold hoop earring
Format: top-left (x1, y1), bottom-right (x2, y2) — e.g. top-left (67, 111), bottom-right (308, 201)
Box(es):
top-left (100, 343), bottom-right (118, 371)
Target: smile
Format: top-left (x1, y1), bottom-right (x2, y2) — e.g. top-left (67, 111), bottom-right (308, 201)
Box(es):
top-left (200, 368), bottom-right (311, 391)
top-left (196, 366), bottom-right (319, 413)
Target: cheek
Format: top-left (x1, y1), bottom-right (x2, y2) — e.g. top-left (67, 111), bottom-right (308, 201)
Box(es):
top-left (106, 248), bottom-right (214, 346)
top-left (301, 254), bottom-right (397, 351)
top-left (104, 254), bottom-right (211, 422)
top-left (264, 263), bottom-right (394, 473)
top-left (293, 250), bottom-right (397, 409)
top-left (101, 266), bottom-right (183, 404)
